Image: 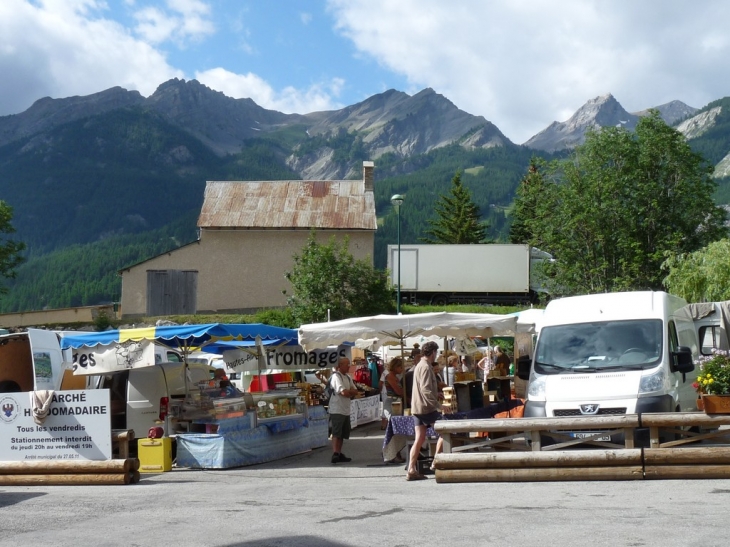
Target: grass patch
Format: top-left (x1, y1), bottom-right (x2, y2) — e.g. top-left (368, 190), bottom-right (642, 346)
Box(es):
top-left (464, 166), bottom-right (485, 176)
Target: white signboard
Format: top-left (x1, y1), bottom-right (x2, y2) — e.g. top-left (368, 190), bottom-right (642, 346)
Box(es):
top-left (0, 390), bottom-right (112, 461)
top-left (350, 394), bottom-right (381, 429)
top-left (72, 340), bottom-right (156, 375)
top-left (223, 345), bottom-right (350, 373)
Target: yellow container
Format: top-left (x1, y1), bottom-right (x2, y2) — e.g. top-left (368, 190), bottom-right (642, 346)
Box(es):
top-left (138, 437), bottom-right (172, 473)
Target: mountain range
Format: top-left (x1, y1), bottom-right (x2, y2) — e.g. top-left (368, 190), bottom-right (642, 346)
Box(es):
top-left (0, 79), bottom-right (729, 312)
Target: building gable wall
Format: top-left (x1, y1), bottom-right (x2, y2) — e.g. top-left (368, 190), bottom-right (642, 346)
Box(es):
top-left (120, 230), bottom-right (374, 317)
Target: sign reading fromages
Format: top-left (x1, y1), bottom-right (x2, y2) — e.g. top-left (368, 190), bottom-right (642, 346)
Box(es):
top-left (222, 345), bottom-right (350, 372)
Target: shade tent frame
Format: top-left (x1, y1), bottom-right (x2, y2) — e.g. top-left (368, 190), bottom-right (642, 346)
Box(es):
top-left (297, 312), bottom-right (519, 352)
top-left (60, 323), bottom-right (298, 353)
top-left (60, 323), bottom-right (299, 387)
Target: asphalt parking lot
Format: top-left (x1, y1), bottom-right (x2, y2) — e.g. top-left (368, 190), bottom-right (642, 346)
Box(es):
top-left (2, 421), bottom-right (730, 547)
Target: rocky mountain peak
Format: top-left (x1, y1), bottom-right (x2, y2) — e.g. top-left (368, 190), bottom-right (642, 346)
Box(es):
top-left (524, 93), bottom-right (638, 152)
top-left (633, 100), bottom-right (698, 126)
top-left (0, 86), bottom-right (144, 148)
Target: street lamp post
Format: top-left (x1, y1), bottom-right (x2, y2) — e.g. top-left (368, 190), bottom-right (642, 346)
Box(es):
top-left (390, 194), bottom-right (404, 315)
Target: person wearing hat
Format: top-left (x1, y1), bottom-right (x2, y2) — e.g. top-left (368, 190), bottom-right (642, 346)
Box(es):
top-left (493, 346), bottom-right (511, 376)
top-left (409, 343), bottom-right (421, 360)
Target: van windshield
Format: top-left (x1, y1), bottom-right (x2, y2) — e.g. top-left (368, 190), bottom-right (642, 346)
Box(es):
top-left (534, 319), bottom-right (662, 374)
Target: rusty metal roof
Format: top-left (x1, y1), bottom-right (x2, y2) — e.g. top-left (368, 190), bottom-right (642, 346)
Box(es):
top-left (198, 180), bottom-right (377, 230)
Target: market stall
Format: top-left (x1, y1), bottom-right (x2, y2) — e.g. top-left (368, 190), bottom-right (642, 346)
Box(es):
top-left (299, 312), bottom-right (522, 461)
top-left (59, 324), bottom-right (332, 469)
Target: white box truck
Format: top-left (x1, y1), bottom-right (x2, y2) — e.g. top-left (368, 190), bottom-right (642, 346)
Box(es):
top-left (386, 243), bottom-right (548, 306)
top-left (517, 291), bottom-right (698, 442)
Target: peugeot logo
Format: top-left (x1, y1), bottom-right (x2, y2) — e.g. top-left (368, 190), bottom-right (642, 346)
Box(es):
top-left (580, 404), bottom-right (600, 415)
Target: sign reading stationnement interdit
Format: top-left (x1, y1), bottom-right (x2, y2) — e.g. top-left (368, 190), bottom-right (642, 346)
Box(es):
top-left (0, 390), bottom-right (112, 461)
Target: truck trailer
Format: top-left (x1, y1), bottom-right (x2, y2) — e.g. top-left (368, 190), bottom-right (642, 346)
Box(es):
top-left (386, 243), bottom-right (549, 306)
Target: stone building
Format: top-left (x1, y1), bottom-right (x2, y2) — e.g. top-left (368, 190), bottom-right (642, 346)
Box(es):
top-left (119, 162), bottom-right (377, 318)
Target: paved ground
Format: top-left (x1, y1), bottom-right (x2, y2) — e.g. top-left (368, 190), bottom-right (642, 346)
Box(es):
top-left (2, 421), bottom-right (730, 547)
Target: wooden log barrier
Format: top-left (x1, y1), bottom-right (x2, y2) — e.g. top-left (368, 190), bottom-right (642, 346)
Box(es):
top-left (644, 447), bottom-right (730, 465)
top-left (435, 466), bottom-right (644, 483)
top-left (640, 412), bottom-right (730, 448)
top-left (112, 429), bottom-right (135, 459)
top-left (434, 449), bottom-right (642, 470)
top-left (0, 473), bottom-right (131, 486)
top-left (0, 459), bottom-right (133, 475)
top-left (644, 465), bottom-right (730, 480)
top-left (435, 414), bottom-right (640, 453)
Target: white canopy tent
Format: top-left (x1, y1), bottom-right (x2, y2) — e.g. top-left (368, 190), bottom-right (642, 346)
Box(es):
top-left (297, 312), bottom-right (519, 352)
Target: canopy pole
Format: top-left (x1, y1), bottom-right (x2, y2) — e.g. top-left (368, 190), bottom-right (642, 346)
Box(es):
top-left (399, 330), bottom-right (407, 413)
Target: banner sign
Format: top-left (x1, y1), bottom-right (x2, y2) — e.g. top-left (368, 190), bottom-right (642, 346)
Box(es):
top-left (350, 394), bottom-right (381, 428)
top-left (223, 345), bottom-right (350, 373)
top-left (72, 340), bottom-right (156, 375)
top-left (0, 390), bottom-right (112, 461)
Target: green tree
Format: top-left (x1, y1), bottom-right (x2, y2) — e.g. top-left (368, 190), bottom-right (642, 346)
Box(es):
top-left (509, 158), bottom-right (555, 244)
top-left (421, 171), bottom-right (489, 244)
top-left (284, 232), bottom-right (394, 324)
top-left (662, 239), bottom-right (730, 302)
top-left (0, 201), bottom-right (25, 295)
top-left (511, 111), bottom-right (727, 295)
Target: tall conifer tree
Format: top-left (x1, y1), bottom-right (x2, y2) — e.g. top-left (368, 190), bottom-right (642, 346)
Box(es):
top-left (421, 172), bottom-right (488, 244)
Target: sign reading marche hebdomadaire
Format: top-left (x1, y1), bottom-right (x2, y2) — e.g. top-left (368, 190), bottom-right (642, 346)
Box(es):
top-left (0, 390), bottom-right (112, 461)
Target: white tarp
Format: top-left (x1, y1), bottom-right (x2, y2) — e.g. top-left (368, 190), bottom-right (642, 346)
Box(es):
top-left (298, 312), bottom-right (518, 352)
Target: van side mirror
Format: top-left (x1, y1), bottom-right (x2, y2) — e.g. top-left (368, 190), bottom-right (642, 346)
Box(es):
top-left (516, 355), bottom-right (531, 381)
top-left (671, 346), bottom-right (694, 374)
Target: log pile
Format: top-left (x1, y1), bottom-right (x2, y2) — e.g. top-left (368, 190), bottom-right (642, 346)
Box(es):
top-left (0, 459), bottom-right (141, 486)
top-left (435, 449), bottom-right (644, 482)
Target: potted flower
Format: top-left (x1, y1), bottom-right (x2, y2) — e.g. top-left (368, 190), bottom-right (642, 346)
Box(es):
top-left (695, 349), bottom-right (730, 414)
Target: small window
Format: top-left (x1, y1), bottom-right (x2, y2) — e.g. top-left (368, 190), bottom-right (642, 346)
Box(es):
top-left (668, 321), bottom-right (679, 353)
top-left (699, 325), bottom-right (721, 355)
top-left (166, 351), bottom-right (182, 362)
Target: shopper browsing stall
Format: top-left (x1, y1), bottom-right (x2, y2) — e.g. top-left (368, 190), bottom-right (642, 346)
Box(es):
top-left (329, 357), bottom-right (360, 464)
top-left (380, 357), bottom-right (405, 427)
top-left (407, 341), bottom-right (441, 481)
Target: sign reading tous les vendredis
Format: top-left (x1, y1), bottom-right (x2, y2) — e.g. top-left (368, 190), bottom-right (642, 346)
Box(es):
top-left (0, 390), bottom-right (112, 461)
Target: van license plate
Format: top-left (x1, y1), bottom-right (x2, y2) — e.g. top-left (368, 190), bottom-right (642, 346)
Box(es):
top-left (572, 432), bottom-right (611, 441)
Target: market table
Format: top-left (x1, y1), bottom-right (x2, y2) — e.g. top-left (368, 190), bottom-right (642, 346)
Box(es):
top-left (382, 415), bottom-right (437, 462)
top-left (176, 405), bottom-right (329, 469)
top-left (382, 400), bottom-right (526, 462)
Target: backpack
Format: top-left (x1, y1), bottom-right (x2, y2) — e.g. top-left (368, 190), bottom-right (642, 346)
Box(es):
top-left (323, 373), bottom-right (336, 406)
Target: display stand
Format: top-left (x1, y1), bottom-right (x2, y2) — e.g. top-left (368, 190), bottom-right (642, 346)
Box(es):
top-left (174, 383), bottom-right (329, 469)
top-left (176, 405), bottom-right (328, 469)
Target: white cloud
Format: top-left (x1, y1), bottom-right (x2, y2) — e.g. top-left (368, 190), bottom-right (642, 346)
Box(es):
top-left (300, 12), bottom-right (312, 25)
top-left (0, 0), bottom-right (183, 115)
top-left (195, 67), bottom-right (344, 113)
top-left (327, 0), bottom-right (730, 143)
top-left (133, 0), bottom-right (214, 45)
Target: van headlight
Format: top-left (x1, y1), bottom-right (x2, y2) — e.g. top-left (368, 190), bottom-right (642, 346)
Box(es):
top-left (639, 367), bottom-right (665, 394)
top-left (528, 375), bottom-right (546, 401)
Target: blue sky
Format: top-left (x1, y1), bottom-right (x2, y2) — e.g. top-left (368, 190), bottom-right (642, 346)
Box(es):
top-left (1, 1), bottom-right (730, 144)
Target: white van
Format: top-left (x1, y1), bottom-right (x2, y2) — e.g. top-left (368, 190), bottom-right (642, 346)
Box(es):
top-left (87, 362), bottom-right (210, 438)
top-left (519, 291), bottom-right (698, 427)
top-left (0, 329), bottom-right (71, 393)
